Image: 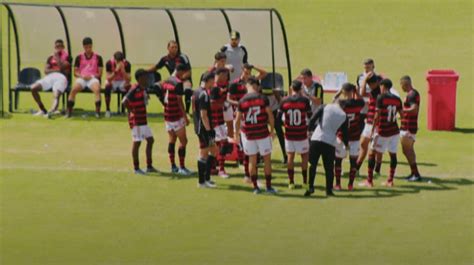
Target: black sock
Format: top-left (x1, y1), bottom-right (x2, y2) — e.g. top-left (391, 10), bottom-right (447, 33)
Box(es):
top-left (198, 159), bottom-right (207, 184)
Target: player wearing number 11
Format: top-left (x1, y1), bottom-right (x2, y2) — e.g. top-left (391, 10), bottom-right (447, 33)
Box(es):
top-left (361, 79), bottom-right (402, 187)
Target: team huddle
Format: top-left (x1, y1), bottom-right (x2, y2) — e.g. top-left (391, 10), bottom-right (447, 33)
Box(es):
top-left (30, 31), bottom-right (422, 196)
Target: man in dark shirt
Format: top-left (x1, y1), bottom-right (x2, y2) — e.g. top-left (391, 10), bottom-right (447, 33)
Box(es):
top-left (122, 69), bottom-right (158, 175)
top-left (192, 71), bottom-right (218, 188)
top-left (148, 40), bottom-right (193, 113)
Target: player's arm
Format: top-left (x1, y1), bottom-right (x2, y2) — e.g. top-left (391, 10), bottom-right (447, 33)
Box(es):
top-left (403, 93), bottom-right (418, 114)
top-left (227, 85), bottom-right (239, 106)
top-left (96, 56), bottom-right (104, 80)
top-left (176, 83), bottom-right (189, 125)
top-left (241, 46), bottom-right (248, 64)
top-left (308, 105), bottom-right (324, 132)
top-left (201, 109), bottom-right (211, 131)
top-left (147, 57), bottom-right (165, 73)
top-left (371, 95), bottom-right (383, 138)
top-left (44, 56), bottom-right (54, 75)
top-left (339, 118), bottom-right (350, 148)
top-left (266, 106), bottom-right (275, 137)
top-left (122, 89), bottom-right (133, 111)
top-left (253, 65), bottom-right (267, 80)
top-left (234, 110), bottom-right (242, 143)
top-left (360, 72), bottom-right (373, 97)
top-left (123, 62), bottom-right (132, 83)
top-left (73, 55), bottom-right (82, 78)
top-left (105, 61), bottom-right (115, 82)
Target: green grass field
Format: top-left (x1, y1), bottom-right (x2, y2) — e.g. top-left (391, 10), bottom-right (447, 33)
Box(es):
top-left (1, 0), bottom-right (473, 264)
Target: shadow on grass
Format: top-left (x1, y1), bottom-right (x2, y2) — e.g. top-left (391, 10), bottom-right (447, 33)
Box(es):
top-left (9, 109), bottom-right (165, 122)
top-left (453, 127), bottom-right (474, 134)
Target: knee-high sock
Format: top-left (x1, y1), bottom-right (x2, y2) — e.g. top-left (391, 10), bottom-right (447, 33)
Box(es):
top-left (218, 141), bottom-right (226, 171)
top-left (288, 168), bottom-right (294, 183)
top-left (67, 100), bottom-right (75, 114)
top-left (178, 146), bottom-right (186, 168)
top-left (95, 100), bottom-right (101, 114)
top-left (198, 159), bottom-right (207, 184)
top-left (206, 156), bottom-right (215, 181)
top-left (302, 167), bottom-right (308, 184)
top-left (389, 153), bottom-right (397, 181)
top-left (367, 154), bottom-right (375, 182)
top-left (168, 143), bottom-right (176, 167)
top-left (244, 155), bottom-right (250, 177)
top-left (104, 85), bottom-right (112, 111)
top-left (349, 157), bottom-right (357, 185)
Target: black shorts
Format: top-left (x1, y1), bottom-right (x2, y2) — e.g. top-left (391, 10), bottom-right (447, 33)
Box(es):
top-left (198, 133), bottom-right (212, 149)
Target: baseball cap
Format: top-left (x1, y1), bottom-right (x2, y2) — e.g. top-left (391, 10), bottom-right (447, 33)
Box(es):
top-left (230, 30), bottom-right (240, 39)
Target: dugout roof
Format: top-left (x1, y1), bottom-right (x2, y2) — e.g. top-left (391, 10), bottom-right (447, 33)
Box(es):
top-left (2, 3), bottom-right (292, 85)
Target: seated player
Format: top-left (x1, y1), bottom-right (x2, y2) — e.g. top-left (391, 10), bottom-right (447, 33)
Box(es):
top-left (122, 69), bottom-right (158, 175)
top-left (30, 39), bottom-right (71, 118)
top-left (360, 79), bottom-right (403, 187)
top-left (210, 68), bottom-right (232, 178)
top-left (279, 80), bottom-right (312, 190)
top-left (333, 83), bottom-right (366, 190)
top-left (104, 51), bottom-right (131, 118)
top-left (160, 63), bottom-right (192, 175)
top-left (67, 37), bottom-right (104, 118)
top-left (192, 71), bottom-right (218, 188)
top-left (148, 40), bottom-right (193, 113)
top-left (228, 63), bottom-right (267, 182)
top-left (399, 75), bottom-right (422, 181)
top-left (235, 76), bottom-right (277, 194)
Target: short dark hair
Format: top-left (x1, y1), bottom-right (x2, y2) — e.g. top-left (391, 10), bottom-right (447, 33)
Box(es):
top-left (363, 58), bottom-right (374, 65)
top-left (246, 76), bottom-right (259, 86)
top-left (176, 63), bottom-right (190, 72)
top-left (215, 67), bottom-right (229, 75)
top-left (214, 52), bottom-right (227, 61)
top-left (135, 69), bottom-right (147, 81)
top-left (55, 39), bottom-right (64, 45)
top-left (202, 71), bottom-right (215, 82)
top-left (82, 37), bottom-right (93, 46)
top-left (113, 51), bottom-right (124, 61)
top-left (291, 80), bottom-right (303, 92)
top-left (300, 68), bottom-right (312, 77)
top-left (230, 30), bottom-right (240, 40)
top-left (341, 82), bottom-right (356, 92)
top-left (400, 75), bottom-right (411, 83)
top-left (243, 63), bottom-right (253, 70)
top-left (367, 74), bottom-right (381, 84)
top-left (380, 78), bottom-right (393, 89)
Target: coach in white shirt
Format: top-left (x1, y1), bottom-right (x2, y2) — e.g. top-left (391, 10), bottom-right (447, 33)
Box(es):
top-left (305, 102), bottom-right (349, 197)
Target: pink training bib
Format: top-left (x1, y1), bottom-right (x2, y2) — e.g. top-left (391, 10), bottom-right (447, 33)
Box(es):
top-left (79, 52), bottom-right (99, 77)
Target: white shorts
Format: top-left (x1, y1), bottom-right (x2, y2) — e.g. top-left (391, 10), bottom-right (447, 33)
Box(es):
top-left (35, 72), bottom-right (67, 93)
top-left (223, 104), bottom-right (234, 122)
top-left (285, 139), bottom-right (309, 154)
top-left (107, 80), bottom-right (127, 92)
top-left (400, 130), bottom-right (416, 141)
top-left (75, 77), bottom-right (100, 89)
top-left (214, 124), bottom-right (228, 141)
top-left (371, 133), bottom-right (400, 154)
top-left (165, 118), bottom-right (186, 132)
top-left (131, 125), bottom-right (153, 142)
top-left (241, 133), bottom-right (272, 156)
top-left (361, 123), bottom-right (374, 138)
top-left (335, 139), bottom-right (360, 158)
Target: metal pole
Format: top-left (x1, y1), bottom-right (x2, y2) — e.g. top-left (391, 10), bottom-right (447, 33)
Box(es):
top-left (270, 10), bottom-right (276, 89)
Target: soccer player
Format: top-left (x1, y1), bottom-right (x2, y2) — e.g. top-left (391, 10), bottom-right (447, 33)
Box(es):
top-left (220, 30), bottom-right (248, 81)
top-left (66, 37), bottom-right (104, 118)
top-left (160, 63), bottom-right (192, 175)
top-left (356, 73), bottom-right (382, 172)
top-left (301, 68), bottom-right (324, 114)
top-left (333, 83), bottom-right (366, 190)
top-left (400, 75), bottom-right (422, 181)
top-left (192, 71), bottom-right (218, 188)
top-left (235, 76), bottom-right (277, 194)
top-left (30, 39), bottom-right (71, 118)
top-left (280, 80), bottom-right (312, 189)
top-left (122, 69), bottom-right (158, 175)
top-left (305, 101), bottom-right (348, 197)
top-left (228, 63), bottom-right (267, 181)
top-left (360, 78), bottom-right (402, 187)
top-left (148, 40), bottom-right (193, 113)
top-left (210, 67), bottom-right (232, 178)
top-left (104, 51), bottom-right (131, 118)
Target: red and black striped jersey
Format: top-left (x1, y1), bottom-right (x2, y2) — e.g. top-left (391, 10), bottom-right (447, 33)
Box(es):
top-left (210, 86), bottom-right (227, 127)
top-left (339, 98), bottom-right (366, 141)
top-left (124, 84), bottom-right (147, 129)
top-left (376, 93), bottom-right (403, 137)
top-left (280, 95), bottom-right (311, 141)
top-left (229, 78), bottom-right (248, 108)
top-left (238, 92), bottom-right (270, 140)
top-left (401, 89), bottom-right (420, 134)
top-left (162, 76), bottom-right (185, 122)
top-left (366, 86), bottom-right (381, 124)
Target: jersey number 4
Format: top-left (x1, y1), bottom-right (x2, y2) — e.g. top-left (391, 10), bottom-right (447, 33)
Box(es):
top-left (387, 105), bottom-right (397, 122)
top-left (246, 106), bottom-right (261, 124)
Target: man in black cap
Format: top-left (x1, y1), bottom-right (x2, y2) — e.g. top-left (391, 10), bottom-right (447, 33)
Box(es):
top-left (221, 30), bottom-right (248, 81)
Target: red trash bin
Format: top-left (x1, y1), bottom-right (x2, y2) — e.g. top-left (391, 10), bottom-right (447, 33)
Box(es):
top-left (426, 69), bottom-right (459, 131)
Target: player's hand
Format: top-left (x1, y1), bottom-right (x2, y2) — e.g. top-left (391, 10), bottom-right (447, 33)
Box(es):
top-left (83, 75), bottom-right (92, 81)
top-left (365, 72), bottom-right (374, 81)
top-left (184, 116), bottom-right (190, 126)
top-left (270, 131), bottom-right (276, 139)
